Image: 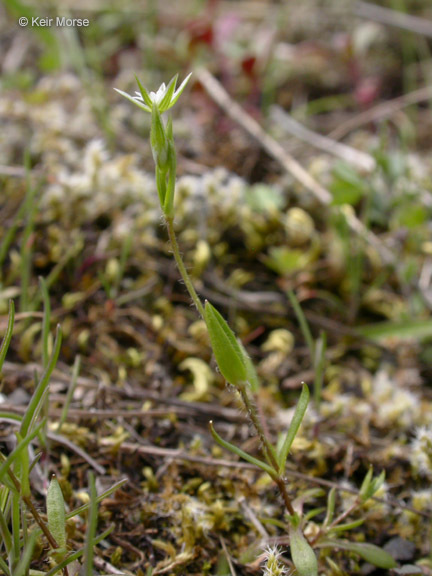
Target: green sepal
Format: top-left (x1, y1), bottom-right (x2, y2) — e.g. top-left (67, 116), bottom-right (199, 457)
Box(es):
top-left (158, 74), bottom-right (178, 112)
top-left (151, 105), bottom-right (169, 170)
top-left (163, 141), bottom-right (177, 217)
top-left (209, 421), bottom-right (277, 479)
top-left (166, 115), bottom-right (173, 140)
top-left (277, 383), bottom-right (310, 474)
top-left (113, 87), bottom-right (151, 113)
top-left (134, 75), bottom-right (153, 109)
top-left (204, 301), bottom-right (247, 388)
top-left (170, 72), bottom-right (192, 108)
top-left (155, 167), bottom-right (167, 210)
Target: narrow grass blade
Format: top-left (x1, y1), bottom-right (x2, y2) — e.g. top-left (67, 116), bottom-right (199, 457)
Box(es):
top-left (0, 507), bottom-right (12, 561)
top-left (82, 472), bottom-right (98, 576)
top-left (12, 529), bottom-right (37, 576)
top-left (11, 491), bottom-right (20, 570)
top-left (65, 478), bottom-right (127, 520)
top-left (0, 412), bottom-right (22, 423)
top-left (277, 383), bottom-right (310, 474)
top-left (357, 318), bottom-right (432, 341)
top-left (20, 152), bottom-right (38, 313)
top-left (44, 525), bottom-right (114, 576)
top-left (39, 277), bottom-right (51, 369)
top-left (287, 290), bottom-right (315, 358)
top-left (313, 330), bottom-right (327, 408)
top-left (14, 432), bottom-right (30, 498)
top-left (57, 355), bottom-right (81, 433)
top-left (209, 421), bottom-right (277, 479)
top-left (20, 325), bottom-right (62, 437)
top-left (0, 555), bottom-right (10, 576)
top-left (0, 300), bottom-right (15, 373)
top-left (0, 420), bottom-right (45, 483)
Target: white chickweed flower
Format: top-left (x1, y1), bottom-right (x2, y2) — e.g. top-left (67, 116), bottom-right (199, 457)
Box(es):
top-left (114, 73), bottom-right (192, 114)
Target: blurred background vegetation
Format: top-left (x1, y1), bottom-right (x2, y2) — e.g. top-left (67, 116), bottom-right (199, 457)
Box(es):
top-left (1, 0), bottom-right (432, 574)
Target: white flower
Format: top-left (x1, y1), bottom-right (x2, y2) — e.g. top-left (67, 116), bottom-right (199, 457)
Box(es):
top-left (114, 73), bottom-right (192, 114)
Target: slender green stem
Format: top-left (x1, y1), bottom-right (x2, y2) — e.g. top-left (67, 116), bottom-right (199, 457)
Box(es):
top-left (238, 387), bottom-right (277, 468)
top-left (165, 216), bottom-right (205, 319)
top-left (238, 385), bottom-right (296, 516)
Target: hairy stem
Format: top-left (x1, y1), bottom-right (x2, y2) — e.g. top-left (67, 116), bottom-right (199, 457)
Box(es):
top-left (238, 386), bottom-right (295, 517)
top-left (165, 215), bottom-right (205, 319)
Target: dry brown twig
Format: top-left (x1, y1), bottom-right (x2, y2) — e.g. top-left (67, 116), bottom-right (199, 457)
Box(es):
top-left (195, 68), bottom-right (395, 266)
top-left (271, 106), bottom-right (376, 171)
top-left (195, 67), bottom-right (332, 205)
top-left (355, 1), bottom-right (432, 38)
top-left (328, 85), bottom-right (432, 141)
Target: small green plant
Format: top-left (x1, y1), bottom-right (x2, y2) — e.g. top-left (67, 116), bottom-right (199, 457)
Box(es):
top-left (115, 73), bottom-right (397, 574)
top-left (0, 294), bottom-right (125, 575)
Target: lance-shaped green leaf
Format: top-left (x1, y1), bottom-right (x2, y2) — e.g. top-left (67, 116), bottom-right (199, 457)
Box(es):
top-left (277, 383), bottom-right (309, 474)
top-left (209, 421), bottom-right (277, 479)
top-left (289, 523), bottom-right (318, 576)
top-left (204, 301), bottom-right (247, 388)
top-left (323, 487), bottom-right (336, 527)
top-left (238, 339), bottom-right (260, 392)
top-left (47, 474), bottom-right (66, 553)
top-left (327, 518), bottom-right (365, 533)
top-left (318, 540), bottom-right (396, 569)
